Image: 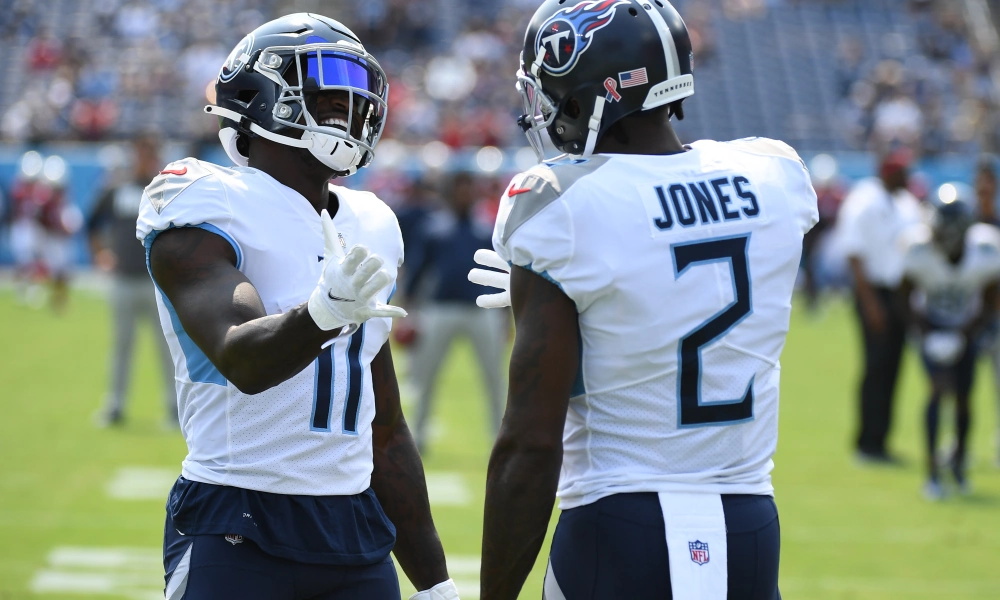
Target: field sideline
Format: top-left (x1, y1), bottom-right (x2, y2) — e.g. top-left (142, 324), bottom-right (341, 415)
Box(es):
top-left (1, 285), bottom-right (999, 599)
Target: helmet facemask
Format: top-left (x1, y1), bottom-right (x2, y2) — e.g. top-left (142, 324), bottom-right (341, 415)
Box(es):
top-left (210, 38), bottom-right (388, 176)
top-left (260, 41), bottom-right (387, 174)
top-left (516, 51), bottom-right (558, 163)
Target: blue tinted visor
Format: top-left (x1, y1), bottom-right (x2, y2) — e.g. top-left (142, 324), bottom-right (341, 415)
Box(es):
top-left (304, 50), bottom-right (383, 96)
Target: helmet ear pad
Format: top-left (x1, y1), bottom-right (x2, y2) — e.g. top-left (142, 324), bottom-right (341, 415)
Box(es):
top-left (546, 81), bottom-right (613, 155)
top-left (547, 94), bottom-right (588, 155)
top-left (547, 82), bottom-right (680, 154)
top-left (219, 127), bottom-right (249, 167)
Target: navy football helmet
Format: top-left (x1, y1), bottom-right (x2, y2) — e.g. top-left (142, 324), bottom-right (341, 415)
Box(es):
top-left (517, 0), bottom-right (694, 160)
top-left (931, 182), bottom-right (976, 256)
top-left (205, 13), bottom-right (388, 176)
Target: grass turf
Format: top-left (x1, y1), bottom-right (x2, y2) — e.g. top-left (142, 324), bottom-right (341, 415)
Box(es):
top-left (0, 288), bottom-right (998, 598)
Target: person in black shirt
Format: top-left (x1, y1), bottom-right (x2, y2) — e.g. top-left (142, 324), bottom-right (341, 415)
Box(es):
top-left (88, 135), bottom-right (177, 428)
top-left (403, 172), bottom-right (507, 452)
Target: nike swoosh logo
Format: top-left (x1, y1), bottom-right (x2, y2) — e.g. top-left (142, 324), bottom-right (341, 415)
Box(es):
top-left (159, 167), bottom-right (188, 176)
top-left (507, 184), bottom-right (531, 197)
top-left (327, 292), bottom-right (355, 302)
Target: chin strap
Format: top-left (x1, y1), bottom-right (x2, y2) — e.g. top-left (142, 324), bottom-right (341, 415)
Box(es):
top-left (582, 95), bottom-right (606, 157)
top-left (204, 105), bottom-right (312, 149)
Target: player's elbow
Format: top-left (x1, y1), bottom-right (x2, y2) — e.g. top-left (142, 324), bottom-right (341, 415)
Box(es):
top-left (217, 362), bottom-right (279, 395)
top-left (227, 374), bottom-right (274, 396)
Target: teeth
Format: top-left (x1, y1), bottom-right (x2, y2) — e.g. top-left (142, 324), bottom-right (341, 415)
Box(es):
top-left (320, 117), bottom-right (349, 130)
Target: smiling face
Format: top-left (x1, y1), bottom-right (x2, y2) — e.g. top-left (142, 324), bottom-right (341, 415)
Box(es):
top-left (303, 89), bottom-right (368, 141)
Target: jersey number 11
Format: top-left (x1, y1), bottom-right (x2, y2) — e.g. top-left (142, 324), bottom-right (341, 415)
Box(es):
top-left (311, 324), bottom-right (366, 434)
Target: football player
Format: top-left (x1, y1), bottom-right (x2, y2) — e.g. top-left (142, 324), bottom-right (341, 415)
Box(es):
top-left (468, 1), bottom-right (816, 598)
top-left (137, 14), bottom-right (458, 600)
top-left (899, 183), bottom-right (1000, 499)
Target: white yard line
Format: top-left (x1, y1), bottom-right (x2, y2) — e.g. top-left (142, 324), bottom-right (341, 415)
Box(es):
top-left (105, 467), bottom-right (177, 501)
top-left (30, 547), bottom-right (164, 598)
top-left (780, 577), bottom-right (1000, 595)
top-left (425, 472), bottom-right (472, 507)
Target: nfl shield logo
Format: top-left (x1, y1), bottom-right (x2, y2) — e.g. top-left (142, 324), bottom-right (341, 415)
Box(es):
top-left (689, 540), bottom-right (710, 565)
top-left (224, 534), bottom-right (244, 545)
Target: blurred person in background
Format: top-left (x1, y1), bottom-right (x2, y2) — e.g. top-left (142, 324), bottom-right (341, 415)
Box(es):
top-left (37, 154), bottom-right (82, 313)
top-left (899, 183), bottom-right (1000, 499)
top-left (9, 150), bottom-right (80, 311)
top-left (88, 135), bottom-right (177, 428)
top-left (8, 150), bottom-right (45, 306)
top-left (402, 171), bottom-right (506, 453)
top-left (802, 155), bottom-right (848, 312)
top-left (974, 156), bottom-right (1000, 466)
top-left (838, 150), bottom-right (922, 464)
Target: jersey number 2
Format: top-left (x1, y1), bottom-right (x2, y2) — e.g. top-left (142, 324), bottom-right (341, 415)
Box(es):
top-left (672, 235), bottom-right (754, 427)
top-left (312, 324), bottom-right (365, 434)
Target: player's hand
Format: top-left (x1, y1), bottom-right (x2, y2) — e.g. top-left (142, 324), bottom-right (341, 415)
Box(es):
top-left (468, 249), bottom-right (511, 309)
top-left (409, 579), bottom-right (460, 600)
top-left (308, 209), bottom-right (407, 331)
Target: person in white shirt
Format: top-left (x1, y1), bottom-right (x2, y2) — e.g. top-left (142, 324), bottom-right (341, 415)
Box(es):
top-left (837, 150), bottom-right (923, 463)
top-left (138, 14), bottom-right (458, 600)
top-left (468, 1), bottom-right (816, 598)
top-left (900, 183), bottom-right (1000, 499)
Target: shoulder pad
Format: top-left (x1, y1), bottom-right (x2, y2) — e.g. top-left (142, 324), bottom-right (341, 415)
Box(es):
top-left (967, 225), bottom-right (1000, 258)
top-left (901, 224), bottom-right (932, 252)
top-left (501, 155), bottom-right (610, 245)
top-left (725, 137), bottom-right (806, 168)
top-left (144, 158), bottom-right (217, 214)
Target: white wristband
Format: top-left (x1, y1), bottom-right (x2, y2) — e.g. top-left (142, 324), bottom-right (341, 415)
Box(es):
top-left (409, 578), bottom-right (460, 600)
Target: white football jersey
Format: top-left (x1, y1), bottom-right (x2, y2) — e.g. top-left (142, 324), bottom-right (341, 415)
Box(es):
top-left (901, 222), bottom-right (1000, 328)
top-left (493, 139), bottom-right (818, 509)
top-left (136, 158), bottom-right (403, 496)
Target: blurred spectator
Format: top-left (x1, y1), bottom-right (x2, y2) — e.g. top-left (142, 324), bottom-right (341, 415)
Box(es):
top-left (26, 28), bottom-right (61, 71)
top-left (87, 136), bottom-right (177, 428)
top-left (37, 155), bottom-right (82, 313)
top-left (834, 1), bottom-right (998, 156)
top-left (872, 87), bottom-right (923, 151)
top-left (8, 151), bottom-right (46, 303)
top-left (0, 0), bottom-right (528, 149)
top-left (802, 154), bottom-right (848, 311)
top-left (8, 151), bottom-right (80, 311)
top-left (974, 156), bottom-right (1000, 466)
top-left (401, 172), bottom-right (506, 452)
top-left (837, 150), bottom-right (923, 464)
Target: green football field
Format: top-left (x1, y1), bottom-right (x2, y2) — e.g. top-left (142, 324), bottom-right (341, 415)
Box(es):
top-left (2, 286), bottom-right (1000, 599)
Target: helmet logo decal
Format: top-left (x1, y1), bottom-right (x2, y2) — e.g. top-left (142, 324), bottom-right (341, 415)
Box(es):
top-left (220, 33), bottom-right (255, 83)
top-left (535, 0), bottom-right (629, 76)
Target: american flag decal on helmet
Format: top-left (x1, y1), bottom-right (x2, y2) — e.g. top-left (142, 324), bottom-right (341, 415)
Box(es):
top-left (619, 67), bottom-right (649, 88)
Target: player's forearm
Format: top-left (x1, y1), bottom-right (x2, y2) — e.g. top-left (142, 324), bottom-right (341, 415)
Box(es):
top-left (849, 257), bottom-right (879, 304)
top-left (480, 437), bottom-right (562, 600)
top-left (371, 422), bottom-right (449, 591)
top-left (218, 303), bottom-right (340, 394)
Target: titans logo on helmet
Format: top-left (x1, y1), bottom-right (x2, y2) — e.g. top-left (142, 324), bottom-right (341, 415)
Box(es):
top-left (534, 0), bottom-right (629, 76)
top-left (219, 33), bottom-right (255, 83)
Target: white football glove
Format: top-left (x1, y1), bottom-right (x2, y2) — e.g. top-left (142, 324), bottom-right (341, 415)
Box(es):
top-left (409, 579), bottom-right (460, 600)
top-left (307, 209), bottom-right (407, 331)
top-left (923, 330), bottom-right (966, 366)
top-left (468, 249), bottom-right (511, 309)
